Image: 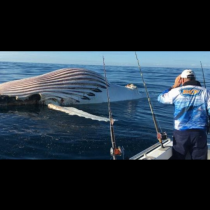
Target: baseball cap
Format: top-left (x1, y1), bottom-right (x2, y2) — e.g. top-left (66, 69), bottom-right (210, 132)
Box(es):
top-left (180, 69), bottom-right (196, 79)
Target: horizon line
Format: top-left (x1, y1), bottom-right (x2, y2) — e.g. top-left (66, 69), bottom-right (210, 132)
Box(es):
top-left (0, 60), bottom-right (205, 69)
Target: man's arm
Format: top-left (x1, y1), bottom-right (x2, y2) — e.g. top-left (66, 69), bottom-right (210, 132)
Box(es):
top-left (157, 89), bottom-right (174, 104)
top-left (157, 75), bottom-right (182, 104)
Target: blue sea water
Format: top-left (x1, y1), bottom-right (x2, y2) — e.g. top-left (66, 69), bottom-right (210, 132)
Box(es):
top-left (0, 61), bottom-right (209, 160)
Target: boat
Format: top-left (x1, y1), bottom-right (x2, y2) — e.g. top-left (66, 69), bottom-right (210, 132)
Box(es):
top-left (129, 138), bottom-right (210, 160)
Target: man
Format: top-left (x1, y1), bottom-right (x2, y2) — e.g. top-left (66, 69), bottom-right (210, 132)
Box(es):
top-left (157, 69), bottom-right (210, 160)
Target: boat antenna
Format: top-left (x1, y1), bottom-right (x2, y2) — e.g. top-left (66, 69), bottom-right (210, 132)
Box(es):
top-left (200, 61), bottom-right (206, 88)
top-left (103, 56), bottom-right (123, 160)
top-left (134, 51), bottom-right (166, 148)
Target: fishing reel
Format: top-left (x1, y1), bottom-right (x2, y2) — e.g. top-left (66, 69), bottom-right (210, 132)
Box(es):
top-left (161, 132), bottom-right (167, 140)
top-left (157, 132), bottom-right (167, 141)
top-left (157, 132), bottom-right (168, 148)
top-left (110, 146), bottom-right (124, 157)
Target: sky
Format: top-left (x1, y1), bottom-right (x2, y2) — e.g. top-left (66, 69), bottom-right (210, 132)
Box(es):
top-left (0, 51), bottom-right (210, 68)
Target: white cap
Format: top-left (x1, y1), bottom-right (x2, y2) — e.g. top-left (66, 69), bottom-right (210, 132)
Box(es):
top-left (180, 69), bottom-right (196, 79)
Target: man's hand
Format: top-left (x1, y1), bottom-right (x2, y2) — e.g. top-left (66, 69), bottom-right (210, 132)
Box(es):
top-left (172, 75), bottom-right (182, 88)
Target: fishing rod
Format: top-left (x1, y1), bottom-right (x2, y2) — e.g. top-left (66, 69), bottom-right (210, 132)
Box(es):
top-left (135, 52), bottom-right (166, 148)
top-left (200, 61), bottom-right (209, 134)
top-left (200, 61), bottom-right (206, 88)
top-left (103, 56), bottom-right (123, 160)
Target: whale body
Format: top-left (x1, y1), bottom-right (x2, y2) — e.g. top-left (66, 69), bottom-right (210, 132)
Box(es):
top-left (0, 68), bottom-right (141, 121)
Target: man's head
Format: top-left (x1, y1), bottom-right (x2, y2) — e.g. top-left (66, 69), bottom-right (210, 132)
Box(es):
top-left (173, 69), bottom-right (196, 88)
top-left (181, 69), bottom-right (196, 80)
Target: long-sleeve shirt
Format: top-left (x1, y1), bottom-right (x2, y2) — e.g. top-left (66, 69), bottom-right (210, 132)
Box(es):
top-left (157, 81), bottom-right (210, 131)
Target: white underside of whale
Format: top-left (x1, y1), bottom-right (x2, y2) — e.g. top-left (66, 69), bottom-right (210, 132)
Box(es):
top-left (0, 68), bottom-right (141, 122)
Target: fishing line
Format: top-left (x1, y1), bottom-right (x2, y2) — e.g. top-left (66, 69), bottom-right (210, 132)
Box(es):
top-left (134, 52), bottom-right (166, 147)
top-left (102, 56), bottom-right (123, 159)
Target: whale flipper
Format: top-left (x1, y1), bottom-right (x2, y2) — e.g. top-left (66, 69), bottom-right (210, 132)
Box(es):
top-left (48, 104), bottom-right (110, 122)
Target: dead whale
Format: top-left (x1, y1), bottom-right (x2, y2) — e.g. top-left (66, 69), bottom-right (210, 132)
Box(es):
top-left (0, 68), bottom-right (141, 121)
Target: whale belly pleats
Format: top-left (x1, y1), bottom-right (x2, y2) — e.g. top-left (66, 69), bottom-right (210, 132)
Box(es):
top-left (0, 68), bottom-right (141, 121)
top-left (0, 68), bottom-right (141, 106)
top-left (0, 68), bottom-right (110, 105)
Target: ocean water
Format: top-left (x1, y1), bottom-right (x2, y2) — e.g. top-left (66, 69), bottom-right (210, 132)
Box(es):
top-left (0, 61), bottom-right (209, 160)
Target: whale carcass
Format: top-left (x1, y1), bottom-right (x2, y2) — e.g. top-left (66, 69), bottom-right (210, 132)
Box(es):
top-left (0, 68), bottom-right (141, 121)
